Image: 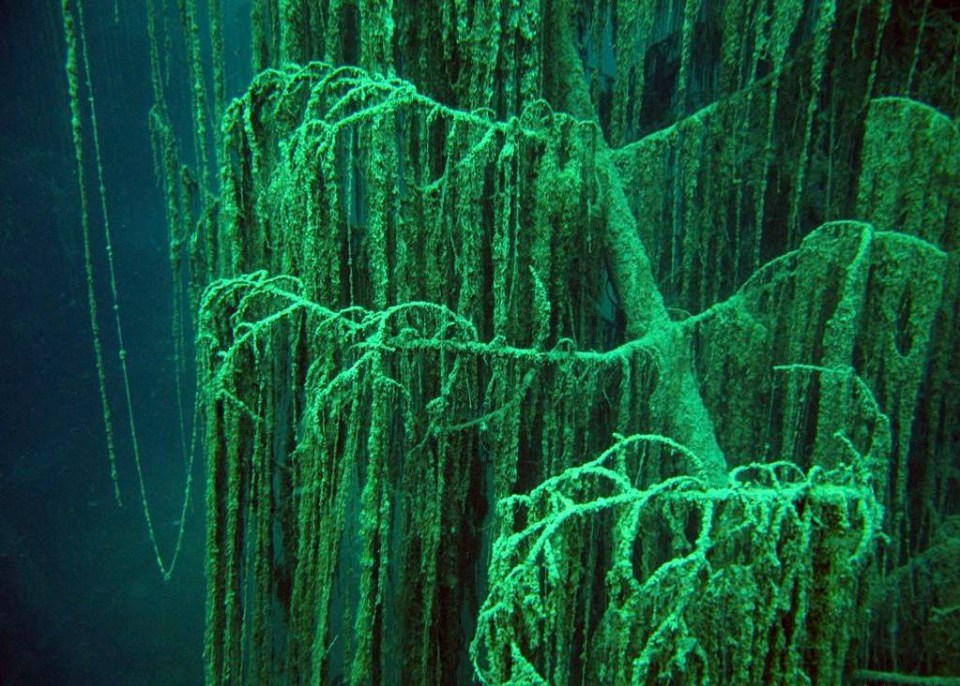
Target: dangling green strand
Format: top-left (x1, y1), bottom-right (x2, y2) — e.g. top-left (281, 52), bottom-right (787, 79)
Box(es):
top-left (70, 1), bottom-right (960, 683)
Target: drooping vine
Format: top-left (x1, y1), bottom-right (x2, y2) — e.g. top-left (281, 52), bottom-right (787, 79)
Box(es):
top-left (66, 0), bottom-right (960, 683)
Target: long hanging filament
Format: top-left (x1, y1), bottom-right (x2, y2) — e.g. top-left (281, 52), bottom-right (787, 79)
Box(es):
top-left (60, 0), bottom-right (196, 581)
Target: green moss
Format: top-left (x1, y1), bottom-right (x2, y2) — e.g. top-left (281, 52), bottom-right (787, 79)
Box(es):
top-left (66, 1), bottom-right (960, 682)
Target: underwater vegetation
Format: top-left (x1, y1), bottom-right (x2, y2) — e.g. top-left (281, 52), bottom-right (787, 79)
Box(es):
top-left (62, 0), bottom-right (960, 684)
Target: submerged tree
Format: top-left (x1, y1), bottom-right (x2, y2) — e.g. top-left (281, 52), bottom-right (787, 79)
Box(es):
top-left (64, 0), bottom-right (960, 684)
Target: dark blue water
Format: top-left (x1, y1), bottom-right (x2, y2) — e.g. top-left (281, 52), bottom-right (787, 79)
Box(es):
top-left (1, 1), bottom-right (206, 683)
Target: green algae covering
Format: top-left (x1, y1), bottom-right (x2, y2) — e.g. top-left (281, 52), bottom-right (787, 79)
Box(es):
top-left (62, 0), bottom-right (960, 683)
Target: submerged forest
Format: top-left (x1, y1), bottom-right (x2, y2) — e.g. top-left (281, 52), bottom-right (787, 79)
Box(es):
top-left (59, 0), bottom-right (960, 683)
